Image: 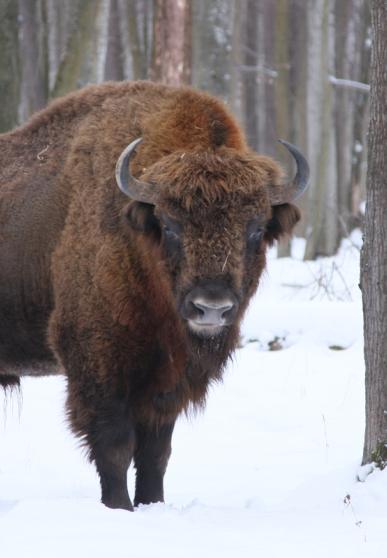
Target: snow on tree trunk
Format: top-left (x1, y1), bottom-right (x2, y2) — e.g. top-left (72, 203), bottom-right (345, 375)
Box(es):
top-left (361, 0), bottom-right (387, 468)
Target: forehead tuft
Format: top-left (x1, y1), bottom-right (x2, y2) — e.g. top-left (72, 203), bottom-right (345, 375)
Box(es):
top-left (143, 148), bottom-right (284, 214)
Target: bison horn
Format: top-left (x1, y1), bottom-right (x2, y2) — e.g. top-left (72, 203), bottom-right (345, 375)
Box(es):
top-left (115, 138), bottom-right (158, 204)
top-left (269, 140), bottom-right (310, 205)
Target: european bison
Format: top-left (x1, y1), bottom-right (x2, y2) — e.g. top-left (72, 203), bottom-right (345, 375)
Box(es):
top-left (0, 81), bottom-right (309, 510)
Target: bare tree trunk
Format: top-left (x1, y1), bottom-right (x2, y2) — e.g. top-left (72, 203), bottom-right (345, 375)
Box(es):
top-left (116, 0), bottom-right (153, 80)
top-left (45, 0), bottom-right (77, 94)
top-left (304, 0), bottom-right (338, 260)
top-left (361, 0), bottom-right (387, 468)
top-left (104, 0), bottom-right (124, 81)
top-left (242, 0), bottom-right (259, 150)
top-left (229, 0), bottom-right (243, 122)
top-left (236, 0), bottom-right (276, 155)
top-left (334, 0), bottom-right (370, 236)
top-left (286, 0), bottom-right (308, 240)
top-left (274, 0), bottom-right (290, 148)
top-left (18, 0), bottom-right (48, 122)
top-left (52, 0), bottom-right (110, 98)
top-left (351, 2), bottom-right (371, 226)
top-left (0, 0), bottom-right (20, 131)
top-left (258, 0), bottom-right (275, 155)
top-left (151, 0), bottom-right (191, 86)
top-left (274, 0), bottom-right (291, 257)
top-left (119, 0), bottom-right (143, 79)
top-left (192, 0), bottom-right (233, 100)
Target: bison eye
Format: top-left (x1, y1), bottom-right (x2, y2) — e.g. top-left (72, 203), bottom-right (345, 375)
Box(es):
top-left (159, 213), bottom-right (182, 251)
top-left (246, 219), bottom-right (265, 245)
top-left (163, 225), bottom-right (180, 241)
top-left (246, 220), bottom-right (266, 253)
top-left (247, 229), bottom-right (264, 243)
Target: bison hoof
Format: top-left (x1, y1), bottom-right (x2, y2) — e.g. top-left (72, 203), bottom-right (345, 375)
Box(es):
top-left (102, 496), bottom-right (134, 511)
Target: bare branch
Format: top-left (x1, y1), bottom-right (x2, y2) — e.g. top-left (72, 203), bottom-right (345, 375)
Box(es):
top-left (329, 75), bottom-right (370, 92)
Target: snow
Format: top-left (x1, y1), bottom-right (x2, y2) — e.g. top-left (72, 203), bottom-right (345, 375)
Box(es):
top-left (1, 231), bottom-right (386, 558)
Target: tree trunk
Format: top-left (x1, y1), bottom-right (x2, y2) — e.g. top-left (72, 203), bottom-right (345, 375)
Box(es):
top-left (104, 0), bottom-right (124, 81)
top-left (361, 0), bottom-right (387, 467)
top-left (304, 0), bottom-right (338, 260)
top-left (334, 0), bottom-right (370, 236)
top-left (274, 0), bottom-right (291, 257)
top-left (229, 0), bottom-right (243, 123)
top-left (241, 0), bottom-right (259, 150)
top-left (192, 0), bottom-right (233, 100)
top-left (0, 0), bottom-right (20, 131)
top-left (18, 0), bottom-right (48, 122)
top-left (51, 0), bottom-right (110, 98)
top-left (151, 0), bottom-right (191, 86)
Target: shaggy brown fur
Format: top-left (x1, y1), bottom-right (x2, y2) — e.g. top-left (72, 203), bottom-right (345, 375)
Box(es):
top-left (0, 80), bottom-right (301, 511)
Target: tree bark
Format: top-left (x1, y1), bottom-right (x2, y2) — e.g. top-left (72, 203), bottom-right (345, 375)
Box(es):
top-left (274, 0), bottom-right (291, 257)
top-left (104, 0), bottom-right (124, 81)
top-left (151, 0), bottom-right (191, 86)
top-left (51, 0), bottom-right (110, 98)
top-left (361, 0), bottom-right (387, 467)
top-left (0, 0), bottom-right (20, 131)
top-left (334, 0), bottom-right (370, 235)
top-left (18, 0), bottom-right (48, 122)
top-left (304, 0), bottom-right (338, 260)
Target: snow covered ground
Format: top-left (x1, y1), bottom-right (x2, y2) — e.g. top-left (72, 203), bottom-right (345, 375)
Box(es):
top-left (0, 231), bottom-right (385, 558)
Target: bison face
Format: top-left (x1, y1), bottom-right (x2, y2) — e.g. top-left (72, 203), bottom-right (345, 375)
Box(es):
top-left (117, 141), bottom-right (308, 340)
top-left (154, 203), bottom-right (267, 339)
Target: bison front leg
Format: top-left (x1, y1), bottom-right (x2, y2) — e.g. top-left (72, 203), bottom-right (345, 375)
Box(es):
top-left (134, 421), bottom-right (175, 507)
top-left (91, 422), bottom-right (135, 511)
top-left (66, 380), bottom-right (136, 511)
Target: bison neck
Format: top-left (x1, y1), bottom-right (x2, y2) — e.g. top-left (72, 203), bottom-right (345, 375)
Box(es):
top-left (184, 326), bottom-right (239, 407)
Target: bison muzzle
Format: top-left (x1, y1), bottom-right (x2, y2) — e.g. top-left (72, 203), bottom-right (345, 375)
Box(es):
top-left (0, 81), bottom-right (309, 511)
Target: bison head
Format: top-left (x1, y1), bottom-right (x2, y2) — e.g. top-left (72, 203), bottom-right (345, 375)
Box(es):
top-left (116, 139), bottom-right (309, 340)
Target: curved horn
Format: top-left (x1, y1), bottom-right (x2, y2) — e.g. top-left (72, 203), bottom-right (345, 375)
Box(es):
top-left (269, 140), bottom-right (310, 205)
top-left (115, 138), bottom-right (158, 204)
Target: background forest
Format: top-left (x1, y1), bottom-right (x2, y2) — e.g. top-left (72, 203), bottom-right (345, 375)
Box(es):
top-left (0, 0), bottom-right (370, 259)
top-left (1, 2), bottom-right (387, 555)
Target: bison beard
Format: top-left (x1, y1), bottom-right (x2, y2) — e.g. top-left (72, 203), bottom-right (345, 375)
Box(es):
top-left (0, 81), bottom-right (309, 511)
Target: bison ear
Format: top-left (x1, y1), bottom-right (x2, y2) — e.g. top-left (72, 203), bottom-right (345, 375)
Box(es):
top-left (123, 202), bottom-right (161, 240)
top-left (264, 203), bottom-right (301, 246)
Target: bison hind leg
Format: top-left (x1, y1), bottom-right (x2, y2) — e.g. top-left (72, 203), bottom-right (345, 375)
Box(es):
top-left (0, 374), bottom-right (20, 393)
top-left (0, 374), bottom-right (22, 418)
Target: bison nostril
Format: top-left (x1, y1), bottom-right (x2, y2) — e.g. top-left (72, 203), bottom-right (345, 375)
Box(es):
top-left (221, 304), bottom-right (233, 319)
top-left (191, 299), bottom-right (235, 324)
top-left (190, 301), bottom-right (204, 317)
top-left (181, 286), bottom-right (239, 326)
